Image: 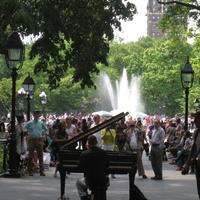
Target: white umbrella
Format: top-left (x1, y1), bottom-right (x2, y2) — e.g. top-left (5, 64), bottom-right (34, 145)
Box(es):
top-left (92, 111), bottom-right (112, 117)
top-left (131, 112), bottom-right (148, 119)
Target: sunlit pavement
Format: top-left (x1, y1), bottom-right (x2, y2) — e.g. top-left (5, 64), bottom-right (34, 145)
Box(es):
top-left (134, 155), bottom-right (199, 200)
top-left (0, 155), bottom-right (198, 200)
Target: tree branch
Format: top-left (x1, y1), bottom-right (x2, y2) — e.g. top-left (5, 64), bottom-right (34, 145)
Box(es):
top-left (194, 0), bottom-right (200, 6)
top-left (157, 0), bottom-right (200, 11)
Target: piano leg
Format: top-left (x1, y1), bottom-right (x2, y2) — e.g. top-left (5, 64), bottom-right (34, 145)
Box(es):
top-left (129, 167), bottom-right (137, 200)
top-left (59, 167), bottom-right (66, 199)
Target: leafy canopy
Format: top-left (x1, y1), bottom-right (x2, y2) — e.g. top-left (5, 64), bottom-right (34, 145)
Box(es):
top-left (0, 0), bottom-right (136, 89)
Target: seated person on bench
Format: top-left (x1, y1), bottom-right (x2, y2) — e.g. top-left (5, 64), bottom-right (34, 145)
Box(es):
top-left (76, 135), bottom-right (109, 200)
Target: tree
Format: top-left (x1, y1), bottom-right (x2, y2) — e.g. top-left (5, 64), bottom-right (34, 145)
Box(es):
top-left (0, 54), bottom-right (10, 79)
top-left (157, 0), bottom-right (200, 11)
top-left (125, 37), bottom-right (154, 76)
top-left (0, 0), bottom-right (136, 89)
top-left (140, 37), bottom-right (191, 116)
top-left (0, 78), bottom-right (12, 114)
top-left (95, 37), bottom-right (189, 116)
top-left (157, 0), bottom-right (200, 36)
top-left (157, 0), bottom-right (200, 113)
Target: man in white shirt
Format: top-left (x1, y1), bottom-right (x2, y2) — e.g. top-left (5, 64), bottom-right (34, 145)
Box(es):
top-left (65, 117), bottom-right (78, 149)
top-left (150, 119), bottom-right (165, 180)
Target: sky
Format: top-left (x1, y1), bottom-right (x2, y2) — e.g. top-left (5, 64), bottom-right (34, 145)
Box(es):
top-left (115, 0), bottom-right (148, 43)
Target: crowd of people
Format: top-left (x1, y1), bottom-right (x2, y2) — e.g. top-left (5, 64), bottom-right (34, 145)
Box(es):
top-left (0, 110), bottom-right (200, 199)
top-left (0, 111), bottom-right (197, 176)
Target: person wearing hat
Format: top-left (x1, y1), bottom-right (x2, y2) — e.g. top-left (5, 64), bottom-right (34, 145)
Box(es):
top-left (182, 111), bottom-right (200, 198)
top-left (24, 111), bottom-right (47, 176)
top-left (126, 118), bottom-right (148, 179)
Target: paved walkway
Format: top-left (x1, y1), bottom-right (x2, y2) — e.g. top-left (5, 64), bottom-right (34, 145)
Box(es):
top-left (0, 155), bottom-right (199, 200)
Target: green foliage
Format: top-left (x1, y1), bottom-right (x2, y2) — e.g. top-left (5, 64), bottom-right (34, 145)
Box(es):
top-left (0, 144), bottom-right (4, 173)
top-left (91, 36), bottom-right (193, 116)
top-left (141, 38), bottom-right (191, 116)
top-left (157, 0), bottom-right (200, 40)
top-left (0, 54), bottom-right (10, 79)
top-left (189, 35), bottom-right (200, 110)
top-left (0, 35), bottom-right (197, 116)
top-left (159, 3), bottom-right (189, 40)
top-left (156, 0), bottom-right (200, 114)
top-left (125, 37), bottom-right (154, 76)
top-left (0, 0), bottom-right (136, 89)
top-left (0, 78), bottom-right (12, 113)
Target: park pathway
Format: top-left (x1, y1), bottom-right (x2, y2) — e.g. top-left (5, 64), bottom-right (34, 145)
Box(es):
top-left (0, 155), bottom-right (198, 200)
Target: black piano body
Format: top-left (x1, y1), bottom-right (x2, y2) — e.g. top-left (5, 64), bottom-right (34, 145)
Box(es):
top-left (58, 112), bottom-right (138, 200)
top-left (59, 150), bottom-right (137, 174)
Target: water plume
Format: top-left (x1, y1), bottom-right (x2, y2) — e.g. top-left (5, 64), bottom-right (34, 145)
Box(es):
top-left (102, 68), bottom-right (145, 115)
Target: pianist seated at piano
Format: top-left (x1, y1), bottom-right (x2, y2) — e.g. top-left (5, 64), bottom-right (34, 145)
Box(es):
top-left (76, 135), bottom-right (109, 200)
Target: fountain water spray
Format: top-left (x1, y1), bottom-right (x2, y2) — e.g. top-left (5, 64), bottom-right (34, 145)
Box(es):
top-left (103, 68), bottom-right (145, 117)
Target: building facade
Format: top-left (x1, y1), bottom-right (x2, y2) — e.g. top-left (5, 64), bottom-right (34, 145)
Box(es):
top-left (147, 0), bottom-right (167, 39)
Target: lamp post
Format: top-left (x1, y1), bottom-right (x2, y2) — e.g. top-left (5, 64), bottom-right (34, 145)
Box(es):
top-left (4, 32), bottom-right (25, 177)
top-left (194, 98), bottom-right (200, 112)
top-left (181, 57), bottom-right (194, 131)
top-left (22, 74), bottom-right (35, 121)
top-left (39, 91), bottom-right (47, 119)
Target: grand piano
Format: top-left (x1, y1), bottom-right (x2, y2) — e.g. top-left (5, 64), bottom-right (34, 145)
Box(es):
top-left (58, 112), bottom-right (138, 200)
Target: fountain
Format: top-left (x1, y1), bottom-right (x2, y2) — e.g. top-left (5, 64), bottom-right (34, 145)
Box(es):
top-left (102, 68), bottom-right (146, 118)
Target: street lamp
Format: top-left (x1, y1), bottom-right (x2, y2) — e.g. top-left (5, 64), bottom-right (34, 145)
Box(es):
top-left (39, 91), bottom-right (47, 118)
top-left (194, 98), bottom-right (200, 112)
top-left (181, 57), bottom-right (194, 131)
top-left (22, 74), bottom-right (35, 121)
top-left (4, 32), bottom-right (25, 177)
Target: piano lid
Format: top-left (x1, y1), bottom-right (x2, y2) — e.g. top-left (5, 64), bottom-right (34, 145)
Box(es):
top-left (61, 112), bottom-right (128, 150)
